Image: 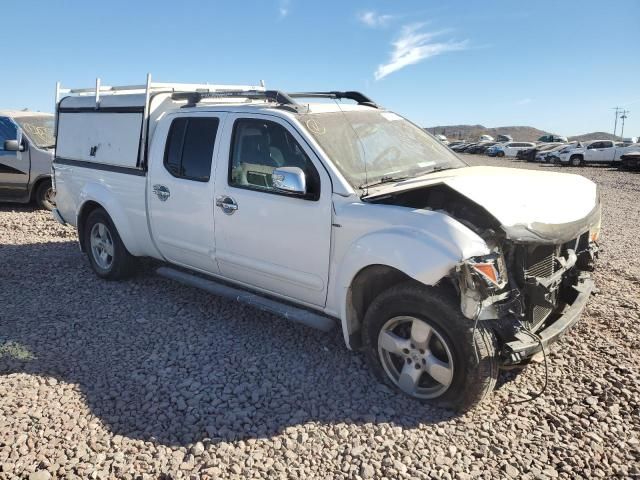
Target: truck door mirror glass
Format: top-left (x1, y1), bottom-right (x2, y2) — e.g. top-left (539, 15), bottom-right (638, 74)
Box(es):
top-left (3, 139), bottom-right (23, 152)
top-left (272, 167), bottom-right (306, 195)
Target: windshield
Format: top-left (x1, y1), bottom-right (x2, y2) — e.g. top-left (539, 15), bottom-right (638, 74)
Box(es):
top-left (297, 110), bottom-right (466, 189)
top-left (14, 115), bottom-right (55, 148)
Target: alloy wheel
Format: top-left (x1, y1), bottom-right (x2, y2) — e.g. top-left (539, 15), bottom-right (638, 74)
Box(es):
top-left (378, 316), bottom-right (454, 399)
top-left (90, 222), bottom-right (115, 270)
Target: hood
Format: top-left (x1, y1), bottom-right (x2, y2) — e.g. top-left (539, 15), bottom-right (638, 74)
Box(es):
top-left (365, 166), bottom-right (600, 243)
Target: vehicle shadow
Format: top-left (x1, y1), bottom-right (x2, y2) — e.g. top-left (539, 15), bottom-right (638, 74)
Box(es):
top-left (0, 241), bottom-right (458, 447)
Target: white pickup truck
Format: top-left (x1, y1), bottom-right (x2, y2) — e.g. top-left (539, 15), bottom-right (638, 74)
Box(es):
top-left (52, 77), bottom-right (600, 411)
top-left (557, 139), bottom-right (639, 166)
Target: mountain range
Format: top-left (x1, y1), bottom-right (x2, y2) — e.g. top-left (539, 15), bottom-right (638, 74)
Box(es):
top-left (426, 125), bottom-right (626, 143)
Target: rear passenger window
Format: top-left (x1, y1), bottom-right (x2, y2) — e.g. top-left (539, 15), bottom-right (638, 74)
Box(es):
top-left (164, 117), bottom-right (219, 181)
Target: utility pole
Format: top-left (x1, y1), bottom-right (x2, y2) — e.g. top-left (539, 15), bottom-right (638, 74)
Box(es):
top-left (620, 110), bottom-right (630, 139)
top-left (612, 107), bottom-right (622, 136)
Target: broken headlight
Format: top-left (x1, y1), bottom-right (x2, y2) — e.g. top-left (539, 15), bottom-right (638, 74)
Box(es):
top-left (465, 252), bottom-right (508, 290)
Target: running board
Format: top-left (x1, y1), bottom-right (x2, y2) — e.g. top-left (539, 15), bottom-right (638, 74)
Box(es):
top-left (156, 267), bottom-right (336, 332)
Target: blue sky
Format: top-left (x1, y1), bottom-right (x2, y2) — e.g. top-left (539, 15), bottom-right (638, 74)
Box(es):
top-left (2, 0), bottom-right (639, 136)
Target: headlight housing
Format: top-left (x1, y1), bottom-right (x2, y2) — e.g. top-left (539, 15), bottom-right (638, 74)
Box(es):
top-left (465, 252), bottom-right (508, 289)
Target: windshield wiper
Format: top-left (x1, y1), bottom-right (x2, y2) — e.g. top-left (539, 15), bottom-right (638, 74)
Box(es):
top-left (359, 175), bottom-right (411, 190)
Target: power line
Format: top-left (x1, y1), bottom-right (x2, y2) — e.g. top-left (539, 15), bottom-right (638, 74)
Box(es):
top-left (612, 107), bottom-right (623, 136)
top-left (620, 110), bottom-right (630, 139)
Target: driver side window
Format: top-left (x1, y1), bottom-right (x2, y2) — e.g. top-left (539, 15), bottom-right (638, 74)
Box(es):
top-left (228, 118), bottom-right (320, 200)
top-left (0, 117), bottom-right (17, 152)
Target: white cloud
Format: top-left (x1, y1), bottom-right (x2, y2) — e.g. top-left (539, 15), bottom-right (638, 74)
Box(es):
top-left (516, 98), bottom-right (533, 105)
top-left (357, 10), bottom-right (394, 28)
top-left (374, 24), bottom-right (467, 80)
top-left (279, 0), bottom-right (290, 18)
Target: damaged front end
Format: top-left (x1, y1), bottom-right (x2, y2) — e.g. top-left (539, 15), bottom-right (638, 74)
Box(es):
top-left (367, 181), bottom-right (601, 366)
top-left (456, 229), bottom-right (599, 366)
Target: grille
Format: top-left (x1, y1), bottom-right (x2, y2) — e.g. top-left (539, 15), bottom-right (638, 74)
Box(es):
top-left (525, 253), bottom-right (555, 278)
top-left (523, 245), bottom-right (559, 330)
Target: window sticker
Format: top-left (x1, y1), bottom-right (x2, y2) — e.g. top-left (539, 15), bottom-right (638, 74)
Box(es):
top-left (306, 119), bottom-right (326, 135)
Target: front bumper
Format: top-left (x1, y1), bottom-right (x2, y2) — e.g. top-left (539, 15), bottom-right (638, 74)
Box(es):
top-left (502, 274), bottom-right (594, 363)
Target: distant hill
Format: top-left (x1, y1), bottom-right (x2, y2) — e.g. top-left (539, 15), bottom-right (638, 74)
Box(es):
top-left (568, 132), bottom-right (623, 142)
top-left (427, 125), bottom-right (550, 142)
top-left (427, 124), bottom-right (624, 143)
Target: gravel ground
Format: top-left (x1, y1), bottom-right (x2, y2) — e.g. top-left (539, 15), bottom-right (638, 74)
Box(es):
top-left (0, 156), bottom-right (639, 479)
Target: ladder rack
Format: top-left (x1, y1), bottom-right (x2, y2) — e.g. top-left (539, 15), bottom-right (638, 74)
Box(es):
top-left (55, 73), bottom-right (266, 104)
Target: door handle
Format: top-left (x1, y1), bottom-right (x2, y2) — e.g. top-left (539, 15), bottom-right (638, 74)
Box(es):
top-left (215, 195), bottom-right (238, 215)
top-left (153, 184), bottom-right (170, 201)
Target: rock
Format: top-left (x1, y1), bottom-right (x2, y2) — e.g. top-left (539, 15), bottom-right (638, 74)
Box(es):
top-left (361, 464), bottom-right (375, 479)
top-left (191, 442), bottom-right (205, 456)
top-left (29, 471), bottom-right (52, 480)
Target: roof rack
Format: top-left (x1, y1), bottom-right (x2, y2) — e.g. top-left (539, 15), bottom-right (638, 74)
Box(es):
top-left (55, 74), bottom-right (266, 105)
top-left (289, 91), bottom-right (378, 108)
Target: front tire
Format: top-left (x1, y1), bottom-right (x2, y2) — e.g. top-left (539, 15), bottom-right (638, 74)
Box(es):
top-left (362, 282), bottom-right (498, 412)
top-left (84, 209), bottom-right (137, 280)
top-left (35, 180), bottom-right (55, 211)
top-left (496, 151), bottom-right (505, 158)
top-left (570, 155), bottom-right (583, 167)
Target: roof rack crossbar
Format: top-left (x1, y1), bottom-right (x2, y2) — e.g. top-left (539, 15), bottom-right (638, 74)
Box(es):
top-left (171, 89), bottom-right (298, 107)
top-left (289, 91), bottom-right (378, 108)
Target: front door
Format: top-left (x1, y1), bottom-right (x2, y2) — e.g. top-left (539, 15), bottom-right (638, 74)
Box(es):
top-left (597, 141), bottom-right (615, 162)
top-left (148, 113), bottom-right (225, 274)
top-left (0, 117), bottom-right (29, 195)
top-left (213, 114), bottom-right (332, 307)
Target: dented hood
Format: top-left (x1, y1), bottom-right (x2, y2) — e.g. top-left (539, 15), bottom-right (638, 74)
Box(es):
top-left (366, 166), bottom-right (601, 243)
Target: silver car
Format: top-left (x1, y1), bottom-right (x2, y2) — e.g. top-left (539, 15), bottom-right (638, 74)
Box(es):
top-left (0, 110), bottom-right (55, 210)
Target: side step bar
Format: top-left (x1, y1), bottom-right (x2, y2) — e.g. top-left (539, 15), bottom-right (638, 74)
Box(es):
top-left (156, 267), bottom-right (336, 332)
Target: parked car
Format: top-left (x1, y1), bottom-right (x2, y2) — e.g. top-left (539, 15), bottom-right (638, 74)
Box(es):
top-left (535, 144), bottom-right (566, 163)
top-left (0, 110), bottom-right (56, 210)
top-left (518, 143), bottom-right (553, 162)
top-left (619, 150), bottom-right (640, 170)
top-left (557, 140), bottom-right (637, 166)
top-left (450, 142), bottom-right (470, 152)
top-left (435, 134), bottom-right (449, 145)
top-left (546, 143), bottom-right (578, 164)
top-left (53, 78), bottom-right (601, 411)
top-left (496, 134), bottom-right (513, 143)
top-left (489, 142), bottom-right (536, 157)
top-left (476, 142), bottom-right (500, 154)
top-left (538, 134), bottom-right (568, 143)
top-left (479, 134), bottom-right (494, 142)
top-left (466, 142), bottom-right (493, 154)
top-left (447, 140), bottom-right (465, 148)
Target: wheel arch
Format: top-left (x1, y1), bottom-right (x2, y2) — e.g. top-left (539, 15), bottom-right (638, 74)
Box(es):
top-left (75, 183), bottom-right (144, 256)
top-left (332, 226), bottom-right (490, 350)
top-left (28, 174), bottom-right (52, 201)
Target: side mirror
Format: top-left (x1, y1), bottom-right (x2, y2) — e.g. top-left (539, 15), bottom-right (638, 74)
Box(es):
top-left (4, 139), bottom-right (24, 152)
top-left (272, 167), bottom-right (306, 195)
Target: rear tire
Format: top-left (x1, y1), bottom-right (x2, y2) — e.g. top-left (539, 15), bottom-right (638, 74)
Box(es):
top-left (570, 155), bottom-right (583, 167)
top-left (84, 208), bottom-right (137, 280)
top-left (35, 180), bottom-right (55, 211)
top-left (362, 282), bottom-right (499, 412)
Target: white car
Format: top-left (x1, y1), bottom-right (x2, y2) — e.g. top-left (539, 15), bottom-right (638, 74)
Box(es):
top-left (494, 142), bottom-right (536, 157)
top-left (558, 140), bottom-right (637, 166)
top-left (52, 77), bottom-right (601, 411)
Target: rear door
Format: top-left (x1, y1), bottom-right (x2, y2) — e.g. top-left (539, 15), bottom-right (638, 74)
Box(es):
top-left (212, 113), bottom-right (332, 307)
top-left (148, 112), bottom-right (225, 274)
top-left (0, 116), bottom-right (29, 195)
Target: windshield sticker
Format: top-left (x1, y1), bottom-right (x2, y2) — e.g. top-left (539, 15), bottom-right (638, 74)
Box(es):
top-left (381, 112), bottom-right (402, 122)
top-left (306, 119), bottom-right (326, 135)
